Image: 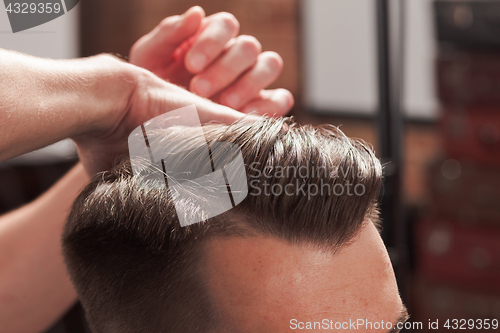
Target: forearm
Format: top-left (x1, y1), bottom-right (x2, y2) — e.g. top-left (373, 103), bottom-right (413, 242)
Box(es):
top-left (0, 164), bottom-right (89, 333)
top-left (0, 49), bottom-right (134, 162)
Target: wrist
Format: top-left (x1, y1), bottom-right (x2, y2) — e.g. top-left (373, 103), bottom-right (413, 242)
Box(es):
top-left (66, 54), bottom-right (138, 138)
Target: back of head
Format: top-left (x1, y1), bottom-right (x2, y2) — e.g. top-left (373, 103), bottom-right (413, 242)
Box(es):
top-left (62, 117), bottom-right (382, 333)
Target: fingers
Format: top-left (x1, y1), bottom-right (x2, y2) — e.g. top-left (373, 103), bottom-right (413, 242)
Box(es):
top-left (185, 12), bottom-right (240, 73)
top-left (189, 35), bottom-right (261, 98)
top-left (129, 6), bottom-right (204, 68)
top-left (218, 52), bottom-right (284, 110)
top-left (130, 7), bottom-right (292, 120)
top-left (240, 89), bottom-right (294, 117)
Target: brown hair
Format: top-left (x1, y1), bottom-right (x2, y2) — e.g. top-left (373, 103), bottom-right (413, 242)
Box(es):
top-left (62, 117), bottom-right (382, 333)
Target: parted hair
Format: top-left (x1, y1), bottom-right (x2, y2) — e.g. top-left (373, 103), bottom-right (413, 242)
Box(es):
top-left (62, 117), bottom-right (383, 333)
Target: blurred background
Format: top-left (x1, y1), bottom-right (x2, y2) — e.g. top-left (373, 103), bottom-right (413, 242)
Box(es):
top-left (1, 0), bottom-right (499, 332)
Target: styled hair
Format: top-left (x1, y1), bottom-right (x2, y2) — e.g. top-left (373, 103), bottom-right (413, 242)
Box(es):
top-left (62, 117), bottom-right (382, 333)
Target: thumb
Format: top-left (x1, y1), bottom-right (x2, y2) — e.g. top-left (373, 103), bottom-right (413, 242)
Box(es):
top-left (130, 6), bottom-right (204, 65)
top-left (193, 96), bottom-right (261, 125)
top-left (159, 80), bottom-right (261, 125)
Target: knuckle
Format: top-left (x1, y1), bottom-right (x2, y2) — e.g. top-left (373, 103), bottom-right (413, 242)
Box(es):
top-left (96, 53), bottom-right (123, 64)
top-left (235, 80), bottom-right (255, 97)
top-left (129, 42), bottom-right (139, 56)
top-left (217, 12), bottom-right (240, 34)
top-left (158, 15), bottom-right (180, 30)
top-left (129, 37), bottom-right (147, 60)
top-left (237, 35), bottom-right (262, 58)
top-left (261, 51), bottom-right (284, 74)
top-left (200, 35), bottom-right (221, 53)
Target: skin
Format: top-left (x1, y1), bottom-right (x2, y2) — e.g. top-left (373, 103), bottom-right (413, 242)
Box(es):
top-left (130, 6), bottom-right (293, 114)
top-left (204, 222), bottom-right (406, 332)
top-left (0, 165), bottom-right (87, 333)
top-left (0, 7), bottom-right (292, 332)
top-left (0, 6), bottom-right (293, 176)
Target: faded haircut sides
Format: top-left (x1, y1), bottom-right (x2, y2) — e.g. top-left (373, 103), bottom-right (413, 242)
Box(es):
top-left (62, 117), bottom-right (383, 333)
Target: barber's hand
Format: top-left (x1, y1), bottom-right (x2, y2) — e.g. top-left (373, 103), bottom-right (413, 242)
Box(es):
top-left (129, 6), bottom-right (293, 116)
top-left (72, 55), bottom-right (259, 176)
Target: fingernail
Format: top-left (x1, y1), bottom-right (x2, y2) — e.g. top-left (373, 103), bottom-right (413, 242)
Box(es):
top-left (190, 53), bottom-right (206, 72)
top-left (225, 93), bottom-right (240, 108)
top-left (194, 78), bottom-right (211, 96)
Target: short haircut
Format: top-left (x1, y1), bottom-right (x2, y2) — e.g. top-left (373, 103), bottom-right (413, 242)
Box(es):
top-left (62, 117), bottom-right (382, 333)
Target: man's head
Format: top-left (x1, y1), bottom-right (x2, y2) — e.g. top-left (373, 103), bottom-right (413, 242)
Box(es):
top-left (63, 117), bottom-right (406, 332)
